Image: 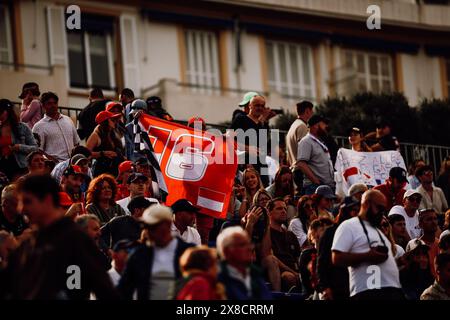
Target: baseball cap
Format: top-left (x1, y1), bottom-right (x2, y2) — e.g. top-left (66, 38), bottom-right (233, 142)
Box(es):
top-left (171, 199), bottom-right (201, 214)
top-left (340, 196), bottom-right (359, 209)
top-left (238, 91), bottom-right (259, 107)
top-left (403, 189), bottom-right (422, 200)
top-left (63, 165), bottom-right (85, 178)
top-left (105, 101), bottom-right (123, 112)
top-left (0, 99), bottom-right (14, 110)
top-left (348, 127), bottom-right (362, 135)
top-left (348, 183), bottom-right (368, 197)
top-left (95, 110), bottom-right (121, 124)
top-left (315, 185), bottom-right (337, 199)
top-left (389, 167), bottom-right (408, 183)
top-left (406, 239), bottom-right (429, 254)
top-left (131, 99), bottom-right (147, 110)
top-left (140, 205), bottom-right (173, 226)
top-left (70, 154), bottom-right (89, 166)
top-left (112, 239), bottom-right (136, 252)
top-left (127, 173), bottom-right (149, 184)
top-left (308, 114), bottom-right (326, 127)
top-left (135, 157), bottom-right (150, 166)
top-left (146, 96), bottom-right (162, 107)
top-left (59, 192), bottom-right (73, 207)
top-left (118, 160), bottom-right (134, 174)
top-left (19, 82), bottom-right (40, 99)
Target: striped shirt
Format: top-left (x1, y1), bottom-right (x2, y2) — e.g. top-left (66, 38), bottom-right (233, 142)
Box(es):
top-left (32, 114), bottom-right (80, 162)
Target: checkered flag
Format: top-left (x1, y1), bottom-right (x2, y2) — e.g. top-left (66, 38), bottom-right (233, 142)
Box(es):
top-left (131, 117), bottom-right (168, 201)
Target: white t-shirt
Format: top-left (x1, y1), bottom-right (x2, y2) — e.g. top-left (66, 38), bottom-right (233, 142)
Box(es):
top-left (394, 244), bottom-right (405, 259)
top-left (171, 223), bottom-right (201, 246)
top-left (288, 218), bottom-right (307, 247)
top-left (150, 238), bottom-right (177, 300)
top-left (116, 196), bottom-right (159, 215)
top-left (108, 267), bottom-right (121, 287)
top-left (332, 217), bottom-right (401, 297)
top-left (388, 205), bottom-right (422, 239)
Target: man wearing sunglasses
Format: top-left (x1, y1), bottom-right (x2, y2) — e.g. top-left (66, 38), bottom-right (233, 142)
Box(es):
top-left (389, 189), bottom-right (422, 240)
top-left (373, 166), bottom-right (408, 212)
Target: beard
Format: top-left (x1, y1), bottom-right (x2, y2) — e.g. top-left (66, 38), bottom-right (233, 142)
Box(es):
top-left (317, 127), bottom-right (328, 139)
top-left (366, 208), bottom-right (384, 228)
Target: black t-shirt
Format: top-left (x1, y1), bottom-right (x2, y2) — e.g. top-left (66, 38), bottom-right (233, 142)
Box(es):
top-left (0, 211), bottom-right (28, 236)
top-left (230, 115), bottom-right (268, 166)
top-left (77, 99), bottom-right (110, 139)
top-left (270, 227), bottom-right (301, 272)
top-left (378, 134), bottom-right (399, 151)
top-left (100, 215), bottom-right (141, 248)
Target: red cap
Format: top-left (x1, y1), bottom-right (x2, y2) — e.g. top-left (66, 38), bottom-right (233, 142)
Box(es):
top-left (187, 116), bottom-right (206, 128)
top-left (62, 165), bottom-right (84, 177)
top-left (105, 101), bottom-right (123, 112)
top-left (59, 192), bottom-right (73, 207)
top-left (95, 110), bottom-right (121, 124)
top-left (118, 160), bottom-right (133, 174)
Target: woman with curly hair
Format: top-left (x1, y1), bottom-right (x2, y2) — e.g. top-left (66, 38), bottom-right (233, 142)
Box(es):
top-left (86, 174), bottom-right (126, 224)
top-left (288, 195), bottom-right (318, 248)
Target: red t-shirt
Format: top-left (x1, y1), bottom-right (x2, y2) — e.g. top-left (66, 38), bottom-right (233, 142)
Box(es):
top-left (373, 183), bottom-right (405, 211)
top-left (176, 275), bottom-right (223, 300)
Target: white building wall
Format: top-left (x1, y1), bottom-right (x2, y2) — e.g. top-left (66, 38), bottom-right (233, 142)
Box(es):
top-left (20, 0), bottom-right (51, 70)
top-left (236, 32), bottom-right (264, 92)
top-left (137, 20), bottom-right (181, 91)
top-left (401, 49), bottom-right (443, 106)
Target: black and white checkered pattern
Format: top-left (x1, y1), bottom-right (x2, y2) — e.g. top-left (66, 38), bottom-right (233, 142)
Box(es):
top-left (132, 118), bottom-right (168, 199)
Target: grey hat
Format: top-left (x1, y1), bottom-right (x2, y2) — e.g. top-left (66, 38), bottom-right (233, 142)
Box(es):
top-left (315, 185), bottom-right (337, 199)
top-left (348, 183), bottom-right (368, 197)
top-left (131, 99), bottom-right (147, 110)
top-left (70, 154), bottom-right (89, 166)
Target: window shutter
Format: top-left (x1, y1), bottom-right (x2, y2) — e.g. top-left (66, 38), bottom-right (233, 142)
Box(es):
top-left (46, 5), bottom-right (68, 66)
top-left (120, 14), bottom-right (140, 95)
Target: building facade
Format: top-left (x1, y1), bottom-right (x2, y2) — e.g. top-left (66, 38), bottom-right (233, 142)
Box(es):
top-left (0, 0), bottom-right (449, 124)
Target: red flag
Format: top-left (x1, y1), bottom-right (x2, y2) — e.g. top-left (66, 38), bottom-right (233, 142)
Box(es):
top-left (139, 114), bottom-right (237, 219)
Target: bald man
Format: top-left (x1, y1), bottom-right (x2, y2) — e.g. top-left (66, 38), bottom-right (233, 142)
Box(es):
top-left (331, 190), bottom-right (404, 300)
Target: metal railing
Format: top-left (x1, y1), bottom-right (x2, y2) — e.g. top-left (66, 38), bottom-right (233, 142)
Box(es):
top-left (333, 135), bottom-right (450, 177)
top-left (11, 101), bottom-right (450, 176)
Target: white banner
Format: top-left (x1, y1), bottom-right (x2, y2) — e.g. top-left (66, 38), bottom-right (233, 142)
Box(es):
top-left (335, 148), bottom-right (407, 195)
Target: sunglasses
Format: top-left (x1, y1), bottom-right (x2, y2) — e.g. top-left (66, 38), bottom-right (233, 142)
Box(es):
top-left (303, 203), bottom-right (314, 209)
top-left (408, 196), bottom-right (422, 203)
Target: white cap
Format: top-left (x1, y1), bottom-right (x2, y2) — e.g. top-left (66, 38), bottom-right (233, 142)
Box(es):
top-left (406, 239), bottom-right (428, 253)
top-left (403, 189), bottom-right (422, 200)
top-left (140, 205), bottom-right (173, 225)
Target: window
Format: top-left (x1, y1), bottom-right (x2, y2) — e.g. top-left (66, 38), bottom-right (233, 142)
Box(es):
top-left (66, 15), bottom-right (115, 90)
top-left (0, 4), bottom-right (13, 69)
top-left (184, 29), bottom-right (220, 91)
top-left (266, 40), bottom-right (315, 100)
top-left (343, 50), bottom-right (394, 93)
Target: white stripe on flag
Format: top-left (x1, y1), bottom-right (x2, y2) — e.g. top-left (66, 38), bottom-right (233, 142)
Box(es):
top-left (197, 196), bottom-right (224, 212)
